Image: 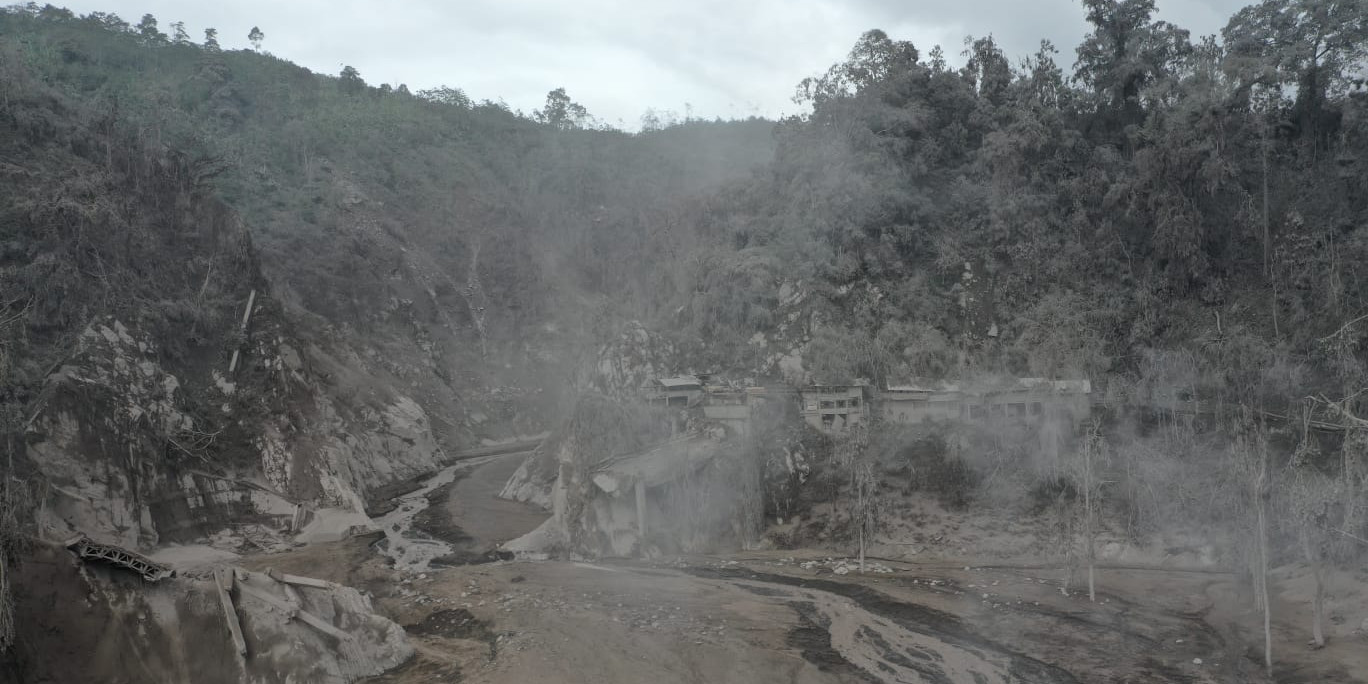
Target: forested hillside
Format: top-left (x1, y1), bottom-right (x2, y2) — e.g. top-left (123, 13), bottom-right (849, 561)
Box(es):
top-left (0, 4), bottom-right (777, 452)
top-left (4, 0), bottom-right (1368, 674)
top-left (11, 1), bottom-right (1368, 411)
top-left (687, 11), bottom-right (1368, 404)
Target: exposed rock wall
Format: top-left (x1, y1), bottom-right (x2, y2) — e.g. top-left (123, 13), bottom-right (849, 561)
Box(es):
top-left (0, 79), bottom-right (445, 551)
top-left (26, 312), bottom-right (445, 549)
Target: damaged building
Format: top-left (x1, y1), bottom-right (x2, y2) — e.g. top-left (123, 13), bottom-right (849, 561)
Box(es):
top-left (582, 437), bottom-right (759, 556)
top-left (798, 385), bottom-right (869, 433)
top-left (881, 378), bottom-right (1092, 426)
top-left (638, 375), bottom-right (1091, 435)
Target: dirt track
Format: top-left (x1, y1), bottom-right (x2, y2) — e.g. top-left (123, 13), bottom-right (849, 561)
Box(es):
top-left (352, 554), bottom-right (1289, 683)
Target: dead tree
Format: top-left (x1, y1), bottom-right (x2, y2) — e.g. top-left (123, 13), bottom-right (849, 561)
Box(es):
top-left (1076, 421), bottom-right (1107, 603)
top-left (1233, 411), bottom-right (1274, 677)
top-left (836, 425), bottom-right (879, 572)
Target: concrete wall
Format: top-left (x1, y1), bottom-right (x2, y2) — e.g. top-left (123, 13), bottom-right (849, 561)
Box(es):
top-left (799, 387), bottom-right (867, 433)
top-left (882, 390), bottom-right (1089, 426)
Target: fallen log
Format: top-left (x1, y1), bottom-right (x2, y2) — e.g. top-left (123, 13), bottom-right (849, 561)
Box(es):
top-left (269, 570), bottom-right (334, 590)
top-left (236, 582), bottom-right (349, 642)
top-left (213, 567), bottom-right (248, 657)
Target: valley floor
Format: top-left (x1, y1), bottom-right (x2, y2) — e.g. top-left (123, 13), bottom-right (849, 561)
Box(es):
top-left (236, 453), bottom-right (1368, 684)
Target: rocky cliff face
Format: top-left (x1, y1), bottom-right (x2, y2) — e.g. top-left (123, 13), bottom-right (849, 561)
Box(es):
top-left (0, 75), bottom-right (445, 552)
top-left (23, 278), bottom-right (446, 552)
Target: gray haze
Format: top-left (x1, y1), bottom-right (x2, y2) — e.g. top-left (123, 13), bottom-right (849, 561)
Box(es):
top-left (55, 0), bottom-right (1250, 126)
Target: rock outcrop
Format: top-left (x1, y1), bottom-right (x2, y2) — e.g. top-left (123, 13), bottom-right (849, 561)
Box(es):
top-left (0, 75), bottom-right (445, 552)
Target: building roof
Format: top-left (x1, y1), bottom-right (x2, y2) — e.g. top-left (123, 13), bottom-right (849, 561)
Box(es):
top-left (886, 381), bottom-right (960, 393)
top-left (656, 375), bottom-right (702, 390)
top-left (886, 378), bottom-right (1090, 395)
top-left (800, 384), bottom-right (868, 393)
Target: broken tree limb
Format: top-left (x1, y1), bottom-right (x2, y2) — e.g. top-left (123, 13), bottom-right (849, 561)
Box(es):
top-left (635, 480), bottom-right (648, 543)
top-left (227, 288), bottom-right (257, 374)
top-left (235, 579), bottom-right (300, 621)
top-left (213, 567), bottom-right (248, 657)
top-left (270, 572), bottom-right (334, 590)
top-left (238, 288), bottom-right (257, 332)
top-left (236, 582), bottom-right (349, 642)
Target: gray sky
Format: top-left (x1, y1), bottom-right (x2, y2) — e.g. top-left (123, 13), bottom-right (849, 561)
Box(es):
top-left (58, 0), bottom-right (1251, 128)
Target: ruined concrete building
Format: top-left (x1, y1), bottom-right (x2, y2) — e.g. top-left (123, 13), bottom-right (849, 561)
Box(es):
top-left (640, 376), bottom-right (1091, 436)
top-left (700, 389), bottom-right (755, 437)
top-left (580, 436), bottom-right (754, 556)
top-left (798, 385), bottom-right (869, 432)
top-left (882, 378), bottom-right (1092, 426)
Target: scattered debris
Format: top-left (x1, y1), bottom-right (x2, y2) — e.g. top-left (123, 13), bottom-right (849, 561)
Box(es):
top-left (794, 557), bottom-right (895, 574)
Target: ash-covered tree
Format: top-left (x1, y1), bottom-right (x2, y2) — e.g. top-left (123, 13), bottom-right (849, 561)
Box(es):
top-left (169, 20), bottom-right (190, 44)
top-left (248, 25), bottom-right (264, 51)
top-left (1071, 421), bottom-right (1107, 602)
top-left (962, 35), bottom-right (1013, 106)
top-left (1231, 411), bottom-right (1275, 676)
top-left (203, 27), bottom-right (220, 51)
top-left (797, 28), bottom-right (919, 107)
top-left (1074, 0), bottom-right (1192, 129)
top-left (1222, 0), bottom-right (1368, 140)
top-left (835, 424), bottom-right (881, 572)
top-left (534, 87), bottom-right (592, 130)
top-left (417, 85), bottom-right (471, 108)
top-left (339, 65), bottom-right (365, 95)
top-left (135, 14), bottom-right (164, 45)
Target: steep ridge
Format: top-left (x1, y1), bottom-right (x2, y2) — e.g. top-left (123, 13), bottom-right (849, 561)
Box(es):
top-left (0, 45), bottom-right (442, 548)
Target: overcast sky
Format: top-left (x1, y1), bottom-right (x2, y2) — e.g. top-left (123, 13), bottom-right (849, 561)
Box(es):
top-left (56, 0), bottom-right (1252, 128)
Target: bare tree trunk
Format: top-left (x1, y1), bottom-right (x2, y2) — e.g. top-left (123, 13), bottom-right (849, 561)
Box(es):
top-left (227, 288), bottom-right (256, 374)
top-left (1302, 529), bottom-right (1326, 648)
top-left (1085, 433), bottom-right (1096, 603)
top-left (1310, 557), bottom-right (1325, 649)
top-left (858, 523), bottom-right (865, 574)
top-left (1261, 120), bottom-right (1270, 280)
top-left (1255, 452), bottom-right (1273, 676)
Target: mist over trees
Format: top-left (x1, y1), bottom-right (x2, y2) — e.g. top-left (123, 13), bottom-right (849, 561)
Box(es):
top-left (4, 0), bottom-right (1368, 671)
